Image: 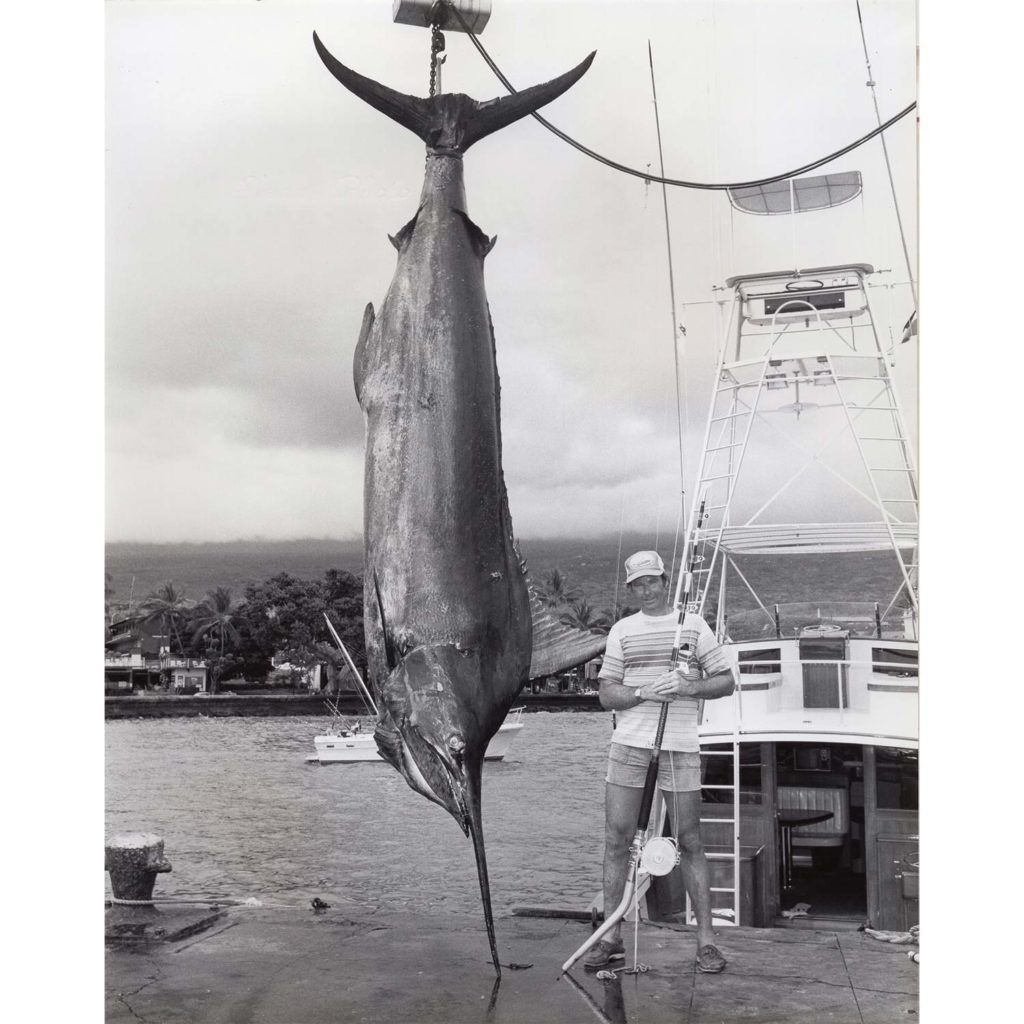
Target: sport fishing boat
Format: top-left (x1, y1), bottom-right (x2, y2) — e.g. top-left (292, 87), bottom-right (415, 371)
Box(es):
top-left (654, 247), bottom-right (918, 933)
top-left (309, 706), bottom-right (526, 764)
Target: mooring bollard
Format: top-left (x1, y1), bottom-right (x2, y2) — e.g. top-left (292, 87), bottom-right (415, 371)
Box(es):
top-left (105, 832), bottom-right (172, 903)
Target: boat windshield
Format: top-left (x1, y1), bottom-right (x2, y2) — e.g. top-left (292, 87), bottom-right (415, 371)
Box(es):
top-left (723, 600), bottom-right (915, 642)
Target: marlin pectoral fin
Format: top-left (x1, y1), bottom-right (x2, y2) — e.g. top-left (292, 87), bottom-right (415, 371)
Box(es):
top-left (373, 717), bottom-right (403, 772)
top-left (353, 302), bottom-right (374, 403)
top-left (452, 209), bottom-right (496, 258)
top-left (372, 568), bottom-right (399, 672)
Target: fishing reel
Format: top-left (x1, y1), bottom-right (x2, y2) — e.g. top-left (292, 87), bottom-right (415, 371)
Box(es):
top-left (638, 836), bottom-right (680, 877)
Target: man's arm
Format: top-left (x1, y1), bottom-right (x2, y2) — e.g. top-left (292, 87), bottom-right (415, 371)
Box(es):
top-left (598, 677), bottom-right (667, 710)
top-left (644, 664), bottom-right (736, 702)
top-left (689, 668), bottom-right (735, 700)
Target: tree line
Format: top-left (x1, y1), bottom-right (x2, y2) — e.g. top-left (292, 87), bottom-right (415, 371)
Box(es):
top-left (106, 566), bottom-right (633, 694)
top-left (106, 569), bottom-right (365, 695)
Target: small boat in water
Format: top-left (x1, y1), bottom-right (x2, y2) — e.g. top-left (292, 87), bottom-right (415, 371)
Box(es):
top-left (308, 707), bottom-right (526, 764)
top-left (310, 611), bottom-right (527, 764)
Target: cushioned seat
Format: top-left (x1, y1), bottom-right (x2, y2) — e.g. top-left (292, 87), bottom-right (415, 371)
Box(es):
top-left (778, 786), bottom-right (848, 847)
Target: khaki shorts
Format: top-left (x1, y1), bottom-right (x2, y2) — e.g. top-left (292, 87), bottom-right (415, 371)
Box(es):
top-left (605, 742), bottom-right (702, 793)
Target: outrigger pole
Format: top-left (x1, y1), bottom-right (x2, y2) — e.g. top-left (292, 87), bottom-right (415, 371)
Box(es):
top-left (322, 612), bottom-right (379, 718)
top-left (561, 493), bottom-right (708, 975)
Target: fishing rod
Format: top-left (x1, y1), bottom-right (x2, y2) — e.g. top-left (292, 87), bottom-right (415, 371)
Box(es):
top-left (561, 494), bottom-right (709, 975)
top-left (322, 612), bottom-right (379, 718)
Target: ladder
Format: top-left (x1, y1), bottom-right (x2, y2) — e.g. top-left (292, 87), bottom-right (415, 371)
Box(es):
top-left (686, 734), bottom-right (742, 927)
top-left (684, 358), bottom-right (776, 617)
top-left (682, 264), bottom-right (918, 619)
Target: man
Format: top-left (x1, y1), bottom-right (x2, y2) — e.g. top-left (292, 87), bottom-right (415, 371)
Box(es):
top-left (586, 550), bottom-right (736, 974)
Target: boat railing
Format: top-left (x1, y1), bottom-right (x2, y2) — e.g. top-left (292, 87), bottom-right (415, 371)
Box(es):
top-left (736, 657), bottom-right (917, 674)
top-left (727, 652), bottom-right (917, 732)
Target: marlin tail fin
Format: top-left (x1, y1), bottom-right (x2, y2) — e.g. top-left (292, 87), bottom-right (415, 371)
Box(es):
top-left (313, 33), bottom-right (594, 155)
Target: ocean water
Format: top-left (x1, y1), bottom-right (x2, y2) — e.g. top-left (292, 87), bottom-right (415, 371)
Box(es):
top-left (105, 712), bottom-right (612, 917)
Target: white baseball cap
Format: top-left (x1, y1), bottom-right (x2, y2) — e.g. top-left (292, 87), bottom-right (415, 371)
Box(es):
top-left (624, 550), bottom-right (665, 584)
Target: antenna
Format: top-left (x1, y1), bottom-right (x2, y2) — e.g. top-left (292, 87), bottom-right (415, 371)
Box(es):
top-left (323, 612), bottom-right (379, 718)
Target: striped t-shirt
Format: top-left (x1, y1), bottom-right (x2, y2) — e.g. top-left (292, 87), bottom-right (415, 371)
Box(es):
top-left (599, 610), bottom-right (733, 752)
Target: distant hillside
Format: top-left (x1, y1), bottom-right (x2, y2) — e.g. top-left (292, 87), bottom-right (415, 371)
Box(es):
top-left (105, 538), bottom-right (365, 609)
top-left (105, 535), bottom-right (907, 620)
top-left (105, 535), bottom-right (651, 612)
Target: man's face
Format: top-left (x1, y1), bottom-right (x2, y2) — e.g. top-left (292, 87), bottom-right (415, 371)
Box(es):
top-left (628, 573), bottom-right (668, 612)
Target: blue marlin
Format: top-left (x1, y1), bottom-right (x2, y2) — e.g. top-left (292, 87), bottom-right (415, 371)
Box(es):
top-left (314, 32), bottom-right (599, 975)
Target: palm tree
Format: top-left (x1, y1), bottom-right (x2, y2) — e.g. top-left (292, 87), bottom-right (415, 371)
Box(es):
top-left (191, 587), bottom-right (249, 693)
top-left (139, 582), bottom-right (193, 655)
top-left (540, 568), bottom-right (581, 608)
top-left (558, 598), bottom-right (611, 635)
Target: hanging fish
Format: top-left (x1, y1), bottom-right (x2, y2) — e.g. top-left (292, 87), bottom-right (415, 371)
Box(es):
top-left (313, 33), bottom-right (599, 976)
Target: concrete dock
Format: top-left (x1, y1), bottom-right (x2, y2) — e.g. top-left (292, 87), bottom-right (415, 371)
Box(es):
top-left (105, 904), bottom-right (918, 1023)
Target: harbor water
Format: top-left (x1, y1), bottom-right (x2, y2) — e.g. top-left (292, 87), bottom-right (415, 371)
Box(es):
top-left (105, 711), bottom-right (611, 916)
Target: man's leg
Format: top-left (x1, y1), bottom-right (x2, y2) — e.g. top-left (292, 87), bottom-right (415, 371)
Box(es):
top-left (603, 781), bottom-right (643, 944)
top-left (668, 788), bottom-right (716, 949)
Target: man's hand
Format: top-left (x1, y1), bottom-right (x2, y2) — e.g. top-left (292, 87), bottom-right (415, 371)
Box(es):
top-left (638, 663), bottom-right (701, 702)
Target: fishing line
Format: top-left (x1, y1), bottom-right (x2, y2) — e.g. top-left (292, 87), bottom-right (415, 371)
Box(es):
top-left (442, 1), bottom-right (916, 191)
top-left (106, 895), bottom-right (318, 910)
top-left (647, 42), bottom-right (687, 523)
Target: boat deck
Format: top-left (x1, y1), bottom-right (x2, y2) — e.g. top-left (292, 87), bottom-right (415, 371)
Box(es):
top-left (105, 903), bottom-right (918, 1023)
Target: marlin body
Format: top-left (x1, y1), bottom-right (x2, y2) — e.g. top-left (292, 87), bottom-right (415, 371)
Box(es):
top-left (313, 34), bottom-right (595, 975)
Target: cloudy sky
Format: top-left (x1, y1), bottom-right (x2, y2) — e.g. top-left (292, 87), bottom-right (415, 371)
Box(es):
top-left (104, 0), bottom-right (918, 542)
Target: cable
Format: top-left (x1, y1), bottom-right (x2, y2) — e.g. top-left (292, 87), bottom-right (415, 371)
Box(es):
top-left (443, 1), bottom-right (916, 191)
top-left (854, 0), bottom-right (917, 307)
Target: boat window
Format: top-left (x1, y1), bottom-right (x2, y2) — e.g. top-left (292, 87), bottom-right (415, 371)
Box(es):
top-left (871, 647), bottom-right (918, 677)
top-left (701, 743), bottom-right (762, 804)
top-left (875, 747), bottom-right (918, 810)
top-left (764, 291), bottom-right (845, 315)
top-left (727, 170), bottom-right (863, 215)
top-left (793, 746), bottom-right (833, 772)
top-left (738, 648), bottom-right (781, 674)
top-left (800, 637), bottom-right (848, 708)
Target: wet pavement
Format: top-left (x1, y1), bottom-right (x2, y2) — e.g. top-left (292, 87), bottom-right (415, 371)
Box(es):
top-left (105, 904), bottom-right (918, 1023)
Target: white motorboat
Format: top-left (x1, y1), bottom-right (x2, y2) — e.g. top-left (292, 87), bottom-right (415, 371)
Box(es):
top-left (309, 706), bottom-right (526, 764)
top-left (311, 612), bottom-right (526, 764)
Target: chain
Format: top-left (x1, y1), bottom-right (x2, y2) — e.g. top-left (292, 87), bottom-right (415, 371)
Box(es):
top-left (428, 21), bottom-right (446, 97)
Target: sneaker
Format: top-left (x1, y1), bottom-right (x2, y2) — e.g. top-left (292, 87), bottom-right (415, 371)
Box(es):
top-left (583, 937), bottom-right (625, 972)
top-left (696, 944), bottom-right (727, 974)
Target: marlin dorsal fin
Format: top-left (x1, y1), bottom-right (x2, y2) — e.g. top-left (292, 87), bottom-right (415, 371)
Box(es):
top-left (527, 586), bottom-right (607, 680)
top-left (353, 302), bottom-right (374, 403)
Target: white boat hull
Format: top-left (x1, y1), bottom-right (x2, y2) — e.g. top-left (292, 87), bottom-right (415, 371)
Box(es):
top-left (310, 712), bottom-right (525, 764)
